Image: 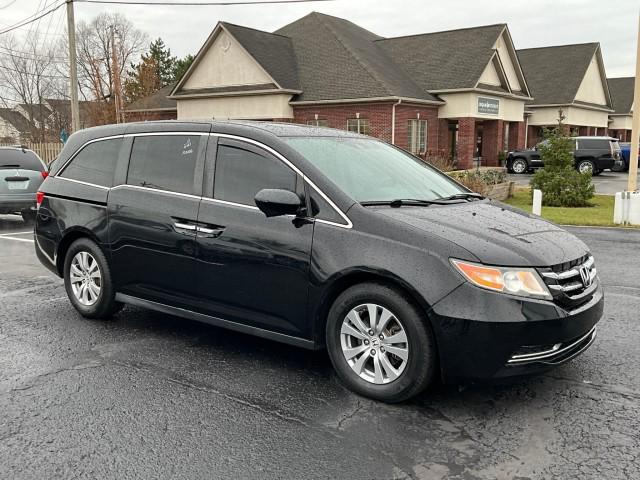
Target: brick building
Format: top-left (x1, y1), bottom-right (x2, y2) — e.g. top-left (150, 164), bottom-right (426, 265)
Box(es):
top-left (517, 43), bottom-right (614, 147)
top-left (607, 77), bottom-right (634, 142)
top-left (166, 13), bottom-right (532, 169)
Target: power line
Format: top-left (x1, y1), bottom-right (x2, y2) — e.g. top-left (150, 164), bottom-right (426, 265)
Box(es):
top-left (0, 0), bottom-right (66, 37)
top-left (0, 63), bottom-right (68, 79)
top-left (75, 0), bottom-right (334, 5)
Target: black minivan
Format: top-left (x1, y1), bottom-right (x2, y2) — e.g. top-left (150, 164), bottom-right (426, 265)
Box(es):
top-left (35, 121), bottom-right (603, 402)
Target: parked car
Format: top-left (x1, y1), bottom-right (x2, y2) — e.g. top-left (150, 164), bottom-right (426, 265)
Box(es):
top-left (507, 136), bottom-right (621, 175)
top-left (34, 121), bottom-right (603, 402)
top-left (614, 142), bottom-right (639, 172)
top-left (0, 146), bottom-right (48, 221)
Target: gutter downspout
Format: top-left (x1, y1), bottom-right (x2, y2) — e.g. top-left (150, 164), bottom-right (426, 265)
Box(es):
top-left (391, 98), bottom-right (402, 145)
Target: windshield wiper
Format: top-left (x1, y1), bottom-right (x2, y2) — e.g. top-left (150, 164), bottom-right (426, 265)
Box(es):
top-left (436, 193), bottom-right (485, 202)
top-left (361, 198), bottom-right (450, 207)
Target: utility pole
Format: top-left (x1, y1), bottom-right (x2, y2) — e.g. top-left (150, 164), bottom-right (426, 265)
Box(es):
top-left (66, 0), bottom-right (80, 133)
top-left (628, 11), bottom-right (640, 192)
top-left (110, 25), bottom-right (123, 124)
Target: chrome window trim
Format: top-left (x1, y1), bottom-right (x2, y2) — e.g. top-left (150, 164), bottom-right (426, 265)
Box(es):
top-left (55, 134), bottom-right (125, 178)
top-left (55, 176), bottom-right (111, 190)
top-left (212, 133), bottom-right (353, 229)
top-left (52, 130), bottom-right (353, 229)
top-left (110, 184), bottom-right (202, 201)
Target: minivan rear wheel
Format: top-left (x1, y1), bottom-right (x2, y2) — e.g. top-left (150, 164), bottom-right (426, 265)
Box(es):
top-left (326, 283), bottom-right (436, 403)
top-left (63, 238), bottom-right (122, 319)
top-left (511, 158), bottom-right (528, 174)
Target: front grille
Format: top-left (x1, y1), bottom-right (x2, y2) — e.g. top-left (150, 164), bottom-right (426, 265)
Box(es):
top-left (538, 255), bottom-right (597, 309)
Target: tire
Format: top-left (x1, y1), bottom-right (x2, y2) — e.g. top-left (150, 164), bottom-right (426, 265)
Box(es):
top-left (577, 159), bottom-right (595, 175)
top-left (325, 282), bottom-right (436, 403)
top-left (511, 158), bottom-right (528, 174)
top-left (63, 238), bottom-right (122, 319)
top-left (21, 209), bottom-right (36, 223)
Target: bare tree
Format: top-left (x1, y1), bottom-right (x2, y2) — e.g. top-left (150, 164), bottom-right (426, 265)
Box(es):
top-left (61, 12), bottom-right (148, 125)
top-left (0, 33), bottom-right (61, 141)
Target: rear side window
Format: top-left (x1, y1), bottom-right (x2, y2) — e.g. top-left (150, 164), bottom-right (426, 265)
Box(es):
top-left (0, 149), bottom-right (44, 171)
top-left (578, 139), bottom-right (607, 149)
top-left (214, 144), bottom-right (296, 206)
top-left (127, 135), bottom-right (201, 195)
top-left (59, 139), bottom-right (121, 187)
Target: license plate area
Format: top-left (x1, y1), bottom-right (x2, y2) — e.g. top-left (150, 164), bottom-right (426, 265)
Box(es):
top-left (6, 180), bottom-right (29, 190)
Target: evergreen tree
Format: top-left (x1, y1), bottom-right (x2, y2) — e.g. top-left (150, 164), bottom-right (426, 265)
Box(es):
top-left (172, 54), bottom-right (194, 83)
top-left (148, 38), bottom-right (176, 86)
top-left (530, 111), bottom-right (594, 207)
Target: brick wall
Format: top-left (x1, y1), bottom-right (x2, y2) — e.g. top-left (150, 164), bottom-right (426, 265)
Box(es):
top-left (123, 110), bottom-right (177, 122)
top-left (481, 119), bottom-right (504, 166)
top-left (292, 102), bottom-right (441, 152)
top-left (456, 118), bottom-right (476, 169)
top-left (508, 121), bottom-right (526, 151)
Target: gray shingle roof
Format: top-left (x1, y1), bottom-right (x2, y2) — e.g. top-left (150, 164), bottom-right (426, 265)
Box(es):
top-left (517, 43), bottom-right (603, 106)
top-left (0, 108), bottom-right (32, 134)
top-left (376, 24), bottom-right (508, 92)
top-left (125, 84), bottom-right (177, 111)
top-left (607, 77), bottom-right (634, 114)
top-left (221, 22), bottom-right (300, 91)
top-left (275, 12), bottom-right (440, 103)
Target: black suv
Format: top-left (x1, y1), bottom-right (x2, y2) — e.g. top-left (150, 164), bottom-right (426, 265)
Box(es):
top-left (34, 121), bottom-right (603, 402)
top-left (507, 136), bottom-right (621, 175)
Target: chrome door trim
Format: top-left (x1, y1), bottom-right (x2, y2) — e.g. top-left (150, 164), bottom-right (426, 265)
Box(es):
top-left (54, 176), bottom-right (111, 190)
top-left (110, 184), bottom-right (202, 201)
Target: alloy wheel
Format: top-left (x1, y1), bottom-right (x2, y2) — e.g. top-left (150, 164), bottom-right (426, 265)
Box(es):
top-left (578, 161), bottom-right (594, 174)
top-left (69, 251), bottom-right (102, 306)
top-left (340, 303), bottom-right (409, 385)
top-left (512, 160), bottom-right (527, 174)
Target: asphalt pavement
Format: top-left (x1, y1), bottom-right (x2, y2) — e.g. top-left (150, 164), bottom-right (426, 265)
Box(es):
top-left (1, 214), bottom-right (640, 479)
top-left (507, 170), bottom-right (640, 195)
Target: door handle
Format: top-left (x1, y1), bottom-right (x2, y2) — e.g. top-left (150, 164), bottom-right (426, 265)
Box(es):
top-left (196, 225), bottom-right (225, 238)
top-left (173, 222), bottom-right (197, 233)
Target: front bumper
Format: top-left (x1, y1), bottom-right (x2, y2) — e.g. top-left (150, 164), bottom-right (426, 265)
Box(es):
top-left (429, 281), bottom-right (604, 383)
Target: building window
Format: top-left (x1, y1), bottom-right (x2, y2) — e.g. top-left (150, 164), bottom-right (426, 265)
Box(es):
top-left (407, 119), bottom-right (427, 154)
top-left (307, 119), bottom-right (328, 127)
top-left (347, 118), bottom-right (370, 135)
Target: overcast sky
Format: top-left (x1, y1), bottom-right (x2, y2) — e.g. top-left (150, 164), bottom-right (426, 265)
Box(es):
top-left (1, 0), bottom-right (638, 77)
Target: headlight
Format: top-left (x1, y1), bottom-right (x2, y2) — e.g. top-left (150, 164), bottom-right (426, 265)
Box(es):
top-left (451, 259), bottom-right (552, 300)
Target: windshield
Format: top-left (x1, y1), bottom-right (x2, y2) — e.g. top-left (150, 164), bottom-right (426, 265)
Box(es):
top-left (283, 137), bottom-right (467, 202)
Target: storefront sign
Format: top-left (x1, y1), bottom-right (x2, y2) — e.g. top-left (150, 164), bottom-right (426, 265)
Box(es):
top-left (477, 97), bottom-right (499, 115)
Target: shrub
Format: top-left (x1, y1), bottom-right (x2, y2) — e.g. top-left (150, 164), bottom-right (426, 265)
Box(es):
top-left (449, 169), bottom-right (507, 195)
top-left (530, 116), bottom-right (594, 207)
top-left (422, 152), bottom-right (455, 172)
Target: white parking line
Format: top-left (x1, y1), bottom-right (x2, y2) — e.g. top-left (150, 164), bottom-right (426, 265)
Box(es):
top-left (0, 231), bottom-right (33, 236)
top-left (0, 236), bottom-right (34, 243)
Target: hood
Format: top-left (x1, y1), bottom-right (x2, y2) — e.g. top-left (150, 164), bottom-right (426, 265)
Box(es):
top-left (374, 200), bottom-right (589, 267)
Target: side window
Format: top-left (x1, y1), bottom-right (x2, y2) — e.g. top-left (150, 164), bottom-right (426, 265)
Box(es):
top-left (577, 139), bottom-right (604, 150)
top-left (127, 135), bottom-right (200, 195)
top-left (214, 144), bottom-right (296, 206)
top-left (59, 138), bottom-right (122, 187)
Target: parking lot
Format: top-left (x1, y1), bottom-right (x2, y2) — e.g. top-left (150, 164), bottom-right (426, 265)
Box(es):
top-left (507, 170), bottom-right (640, 195)
top-left (1, 214), bottom-right (640, 479)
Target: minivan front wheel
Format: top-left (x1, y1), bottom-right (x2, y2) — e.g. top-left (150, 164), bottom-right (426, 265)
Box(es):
top-left (64, 238), bottom-right (122, 319)
top-left (326, 283), bottom-right (436, 403)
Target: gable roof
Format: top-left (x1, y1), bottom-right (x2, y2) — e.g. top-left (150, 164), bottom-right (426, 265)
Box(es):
top-left (125, 85), bottom-right (177, 111)
top-left (607, 77), bottom-right (634, 114)
top-left (221, 22), bottom-right (300, 91)
top-left (376, 24), bottom-right (512, 93)
top-left (518, 43), bottom-right (611, 107)
top-left (275, 12), bottom-right (439, 103)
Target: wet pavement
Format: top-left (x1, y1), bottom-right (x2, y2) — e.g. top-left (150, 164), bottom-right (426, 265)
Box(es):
top-left (507, 170), bottom-right (640, 195)
top-left (1, 214), bottom-right (640, 479)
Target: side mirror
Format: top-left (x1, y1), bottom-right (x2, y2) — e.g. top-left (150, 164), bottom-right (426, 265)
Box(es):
top-left (254, 188), bottom-right (302, 218)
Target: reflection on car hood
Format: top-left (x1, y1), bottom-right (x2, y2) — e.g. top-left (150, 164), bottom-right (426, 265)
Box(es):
top-left (375, 200), bottom-right (589, 267)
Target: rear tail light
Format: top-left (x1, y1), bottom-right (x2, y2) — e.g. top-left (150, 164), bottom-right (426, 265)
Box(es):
top-left (36, 191), bottom-right (45, 208)
top-left (41, 171), bottom-right (49, 179)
